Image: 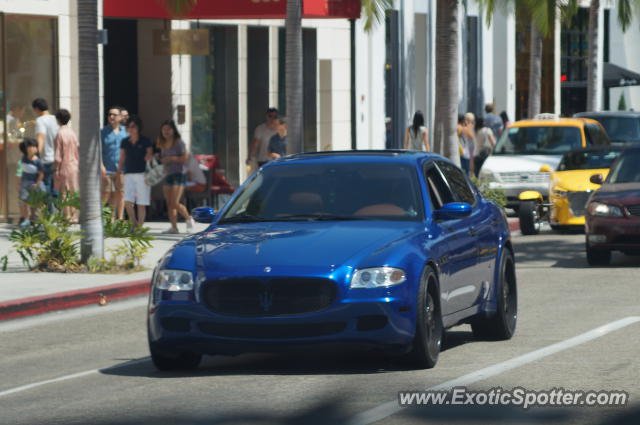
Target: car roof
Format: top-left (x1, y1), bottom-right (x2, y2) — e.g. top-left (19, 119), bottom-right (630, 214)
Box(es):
top-left (282, 150), bottom-right (443, 164)
top-left (511, 117), bottom-right (598, 128)
top-left (574, 111), bottom-right (640, 118)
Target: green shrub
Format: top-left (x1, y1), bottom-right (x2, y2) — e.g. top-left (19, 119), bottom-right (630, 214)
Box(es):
top-left (471, 177), bottom-right (507, 208)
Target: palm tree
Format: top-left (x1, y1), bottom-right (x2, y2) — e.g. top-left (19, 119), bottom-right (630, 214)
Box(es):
top-left (78, 0), bottom-right (103, 262)
top-left (586, 0), bottom-right (639, 111)
top-left (432, 0), bottom-right (461, 164)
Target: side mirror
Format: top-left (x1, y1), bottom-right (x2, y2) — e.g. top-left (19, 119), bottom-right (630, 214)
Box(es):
top-left (590, 174), bottom-right (604, 185)
top-left (434, 202), bottom-right (472, 221)
top-left (192, 207), bottom-right (216, 223)
top-left (539, 164), bottom-right (552, 173)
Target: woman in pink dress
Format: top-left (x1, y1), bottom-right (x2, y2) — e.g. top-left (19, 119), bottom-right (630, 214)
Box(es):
top-left (53, 109), bottom-right (80, 222)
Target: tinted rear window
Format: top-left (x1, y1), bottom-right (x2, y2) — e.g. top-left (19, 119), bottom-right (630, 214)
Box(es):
top-left (582, 116), bottom-right (640, 144)
top-left (607, 150), bottom-right (640, 183)
top-left (494, 126), bottom-right (582, 155)
top-left (557, 149), bottom-right (621, 171)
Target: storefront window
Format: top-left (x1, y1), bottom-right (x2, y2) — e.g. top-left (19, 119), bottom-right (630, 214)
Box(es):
top-left (1, 14), bottom-right (57, 221)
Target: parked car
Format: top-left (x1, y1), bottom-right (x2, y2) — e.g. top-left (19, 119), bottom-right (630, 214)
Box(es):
top-left (574, 111), bottom-right (640, 146)
top-left (478, 114), bottom-right (610, 234)
top-left (147, 151), bottom-right (516, 371)
top-left (516, 147), bottom-right (622, 234)
top-left (585, 146), bottom-right (640, 265)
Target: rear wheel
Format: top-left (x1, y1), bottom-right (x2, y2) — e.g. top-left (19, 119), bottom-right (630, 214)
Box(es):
top-left (586, 239), bottom-right (611, 266)
top-left (519, 201), bottom-right (541, 235)
top-left (405, 266), bottom-right (442, 369)
top-left (471, 249), bottom-right (517, 340)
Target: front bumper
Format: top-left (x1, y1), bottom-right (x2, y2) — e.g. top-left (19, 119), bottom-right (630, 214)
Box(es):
top-left (148, 293), bottom-right (416, 356)
top-left (586, 215), bottom-right (640, 251)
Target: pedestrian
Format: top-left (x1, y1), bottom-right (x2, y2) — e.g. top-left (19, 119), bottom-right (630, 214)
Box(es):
top-left (18, 138), bottom-right (46, 227)
top-left (247, 107), bottom-right (278, 168)
top-left (473, 117), bottom-right (496, 176)
top-left (32, 98), bottom-right (59, 197)
top-left (268, 117), bottom-right (288, 160)
top-left (403, 111), bottom-right (430, 151)
top-left (484, 103), bottom-right (504, 138)
top-left (53, 109), bottom-right (80, 222)
top-left (116, 115), bottom-right (154, 228)
top-left (157, 120), bottom-right (195, 234)
top-left (101, 106), bottom-right (128, 220)
top-left (120, 108), bottom-right (130, 126)
top-left (457, 114), bottom-right (474, 177)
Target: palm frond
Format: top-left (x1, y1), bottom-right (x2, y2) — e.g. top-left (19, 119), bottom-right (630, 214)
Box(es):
top-left (361, 0), bottom-right (394, 31)
top-left (163, 0), bottom-right (198, 17)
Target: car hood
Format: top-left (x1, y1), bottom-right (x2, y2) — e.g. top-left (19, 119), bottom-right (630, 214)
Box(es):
top-left (195, 221), bottom-right (422, 272)
top-left (593, 182), bottom-right (640, 205)
top-left (481, 155), bottom-right (561, 173)
top-left (553, 169), bottom-right (609, 192)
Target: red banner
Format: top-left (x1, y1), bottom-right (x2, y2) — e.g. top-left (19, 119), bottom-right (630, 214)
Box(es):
top-left (104, 0), bottom-right (360, 20)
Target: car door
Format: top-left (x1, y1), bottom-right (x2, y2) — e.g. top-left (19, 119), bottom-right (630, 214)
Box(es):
top-left (424, 162), bottom-right (480, 315)
top-left (436, 161), bottom-right (488, 311)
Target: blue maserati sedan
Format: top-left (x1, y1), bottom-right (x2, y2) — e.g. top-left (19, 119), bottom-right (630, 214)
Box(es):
top-left (147, 151), bottom-right (516, 371)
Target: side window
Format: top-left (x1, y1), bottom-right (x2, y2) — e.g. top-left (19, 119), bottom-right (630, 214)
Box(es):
top-left (424, 163), bottom-right (455, 210)
top-left (586, 124), bottom-right (609, 146)
top-left (437, 161), bottom-right (476, 205)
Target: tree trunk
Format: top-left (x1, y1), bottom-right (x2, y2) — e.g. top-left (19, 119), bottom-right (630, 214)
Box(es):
top-left (78, 0), bottom-right (104, 262)
top-left (586, 0), bottom-right (600, 111)
top-left (528, 24), bottom-right (543, 118)
top-left (433, 0), bottom-right (460, 165)
top-left (285, 0), bottom-right (303, 154)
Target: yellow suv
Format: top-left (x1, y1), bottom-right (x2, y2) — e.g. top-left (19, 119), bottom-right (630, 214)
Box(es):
top-left (478, 114), bottom-right (611, 234)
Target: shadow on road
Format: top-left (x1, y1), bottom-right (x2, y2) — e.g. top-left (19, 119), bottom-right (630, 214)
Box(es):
top-left (514, 235), bottom-right (640, 269)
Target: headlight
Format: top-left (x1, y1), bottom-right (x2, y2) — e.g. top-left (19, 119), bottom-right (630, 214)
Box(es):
top-left (351, 267), bottom-right (406, 289)
top-left (155, 269), bottom-right (194, 291)
top-left (587, 202), bottom-right (623, 217)
top-left (478, 168), bottom-right (497, 183)
top-left (553, 189), bottom-right (568, 198)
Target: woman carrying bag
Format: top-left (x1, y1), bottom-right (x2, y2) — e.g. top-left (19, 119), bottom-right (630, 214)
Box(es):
top-left (157, 120), bottom-right (195, 234)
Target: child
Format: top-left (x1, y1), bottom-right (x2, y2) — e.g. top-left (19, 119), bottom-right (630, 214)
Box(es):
top-left (268, 116), bottom-right (287, 160)
top-left (18, 138), bottom-right (45, 226)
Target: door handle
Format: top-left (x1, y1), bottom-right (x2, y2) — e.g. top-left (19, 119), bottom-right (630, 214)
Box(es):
top-left (467, 226), bottom-right (477, 236)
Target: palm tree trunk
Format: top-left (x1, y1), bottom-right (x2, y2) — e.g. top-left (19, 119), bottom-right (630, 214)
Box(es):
top-left (528, 24), bottom-right (543, 118)
top-left (433, 0), bottom-right (460, 165)
top-left (78, 0), bottom-right (104, 262)
top-left (285, 0), bottom-right (303, 154)
top-left (586, 0), bottom-right (600, 111)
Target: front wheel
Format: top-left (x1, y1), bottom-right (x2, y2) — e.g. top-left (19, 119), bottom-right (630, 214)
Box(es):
top-left (471, 249), bottom-right (517, 340)
top-left (519, 201), bottom-right (541, 235)
top-left (149, 344), bottom-right (202, 371)
top-left (586, 239), bottom-right (611, 266)
top-left (405, 266), bottom-right (443, 369)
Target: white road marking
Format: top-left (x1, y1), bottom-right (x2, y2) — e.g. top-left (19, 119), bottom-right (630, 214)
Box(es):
top-left (348, 316), bottom-right (640, 425)
top-left (0, 358), bottom-right (149, 398)
top-left (0, 298), bottom-right (148, 334)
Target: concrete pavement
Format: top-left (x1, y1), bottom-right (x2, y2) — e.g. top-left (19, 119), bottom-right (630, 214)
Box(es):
top-left (0, 218), bottom-right (521, 321)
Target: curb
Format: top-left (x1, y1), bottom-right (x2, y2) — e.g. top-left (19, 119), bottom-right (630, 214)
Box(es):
top-left (0, 279), bottom-right (151, 321)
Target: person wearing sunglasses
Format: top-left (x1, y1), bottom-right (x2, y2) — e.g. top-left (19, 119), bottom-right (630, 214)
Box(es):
top-left (101, 105), bottom-right (127, 220)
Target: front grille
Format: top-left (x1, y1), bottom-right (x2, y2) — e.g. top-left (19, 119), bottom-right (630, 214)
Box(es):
top-left (498, 172), bottom-right (550, 184)
top-left (626, 204), bottom-right (640, 217)
top-left (567, 191), bottom-right (591, 217)
top-left (198, 322), bottom-right (346, 339)
top-left (201, 278), bottom-right (336, 317)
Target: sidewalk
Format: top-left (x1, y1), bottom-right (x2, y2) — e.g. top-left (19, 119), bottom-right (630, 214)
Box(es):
top-left (0, 221), bottom-right (208, 320)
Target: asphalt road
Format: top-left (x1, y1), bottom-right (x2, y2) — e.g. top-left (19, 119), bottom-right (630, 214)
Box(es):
top-left (1, 232), bottom-right (639, 425)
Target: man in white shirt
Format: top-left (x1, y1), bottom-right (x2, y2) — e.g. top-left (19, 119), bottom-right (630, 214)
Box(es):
top-left (247, 107), bottom-right (278, 170)
top-left (32, 98), bottom-right (60, 195)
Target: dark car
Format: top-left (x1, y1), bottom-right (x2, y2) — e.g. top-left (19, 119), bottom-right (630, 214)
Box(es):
top-left (574, 111), bottom-right (640, 145)
top-left (147, 151), bottom-right (516, 371)
top-left (585, 146), bottom-right (640, 265)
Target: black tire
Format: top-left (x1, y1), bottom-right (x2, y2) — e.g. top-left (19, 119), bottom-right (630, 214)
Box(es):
top-left (471, 249), bottom-right (517, 340)
top-left (405, 266), bottom-right (443, 369)
top-left (149, 344), bottom-right (202, 371)
top-left (519, 201), bottom-right (541, 235)
top-left (586, 239), bottom-right (611, 266)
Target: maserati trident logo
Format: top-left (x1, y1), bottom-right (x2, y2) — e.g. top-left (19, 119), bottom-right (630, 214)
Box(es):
top-left (258, 289), bottom-right (273, 312)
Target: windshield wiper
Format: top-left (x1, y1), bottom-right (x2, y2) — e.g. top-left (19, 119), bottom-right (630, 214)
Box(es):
top-left (219, 213), bottom-right (269, 223)
top-left (274, 213), bottom-right (366, 221)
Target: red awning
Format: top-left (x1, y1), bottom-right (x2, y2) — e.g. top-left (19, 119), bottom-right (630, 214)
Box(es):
top-left (104, 0), bottom-right (360, 20)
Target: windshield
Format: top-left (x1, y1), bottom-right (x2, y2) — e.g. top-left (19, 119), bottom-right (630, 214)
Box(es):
top-left (557, 149), bottom-right (621, 171)
top-left (494, 126), bottom-right (582, 155)
top-left (607, 150), bottom-right (640, 183)
top-left (584, 116), bottom-right (640, 144)
top-left (220, 162), bottom-right (424, 223)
